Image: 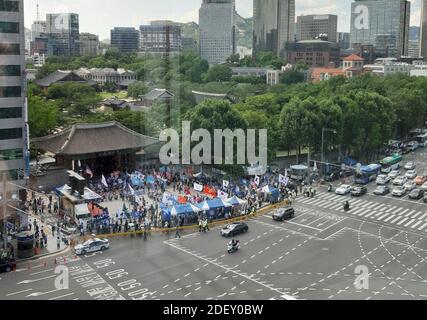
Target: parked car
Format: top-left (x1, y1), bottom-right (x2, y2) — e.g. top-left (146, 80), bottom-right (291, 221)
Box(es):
top-left (393, 176), bottom-right (408, 186)
top-left (407, 141), bottom-right (419, 152)
top-left (272, 206), bottom-right (295, 221)
top-left (351, 185), bottom-right (368, 197)
top-left (220, 222), bottom-right (248, 237)
top-left (74, 238), bottom-right (110, 255)
top-left (388, 170), bottom-right (400, 179)
top-left (335, 184), bottom-right (352, 195)
top-left (374, 185), bottom-right (390, 196)
top-left (392, 186), bottom-right (407, 197)
top-left (414, 176), bottom-right (427, 185)
top-left (404, 181), bottom-right (416, 191)
top-left (0, 258), bottom-right (16, 273)
top-left (409, 189), bottom-right (424, 200)
top-left (376, 174), bottom-right (391, 185)
top-left (404, 162), bottom-right (416, 170)
top-left (405, 170), bottom-right (417, 179)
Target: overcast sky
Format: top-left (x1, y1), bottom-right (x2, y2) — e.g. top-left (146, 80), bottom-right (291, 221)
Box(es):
top-left (25, 0), bottom-right (422, 40)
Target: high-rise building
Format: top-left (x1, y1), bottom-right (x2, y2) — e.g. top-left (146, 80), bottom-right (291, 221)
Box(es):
top-left (338, 32), bottom-right (350, 49)
top-left (408, 40), bottom-right (420, 58)
top-left (253, 0), bottom-right (296, 58)
top-left (79, 33), bottom-right (99, 56)
top-left (199, 0), bottom-right (236, 65)
top-left (421, 0), bottom-right (427, 59)
top-left (140, 21), bottom-right (182, 55)
top-left (0, 0), bottom-right (28, 187)
top-left (296, 15), bottom-right (338, 42)
top-left (31, 20), bottom-right (46, 41)
top-left (110, 27), bottom-right (139, 53)
top-left (46, 13), bottom-right (80, 56)
top-left (350, 0), bottom-right (410, 58)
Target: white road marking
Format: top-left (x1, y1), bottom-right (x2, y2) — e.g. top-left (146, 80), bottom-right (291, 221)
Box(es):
top-left (419, 222), bottom-right (427, 231)
top-left (404, 219), bottom-right (415, 227)
top-left (48, 292), bottom-right (75, 300)
top-left (6, 289), bottom-right (32, 296)
top-left (411, 220), bottom-right (423, 229)
top-left (390, 216), bottom-right (403, 224)
top-left (397, 218), bottom-right (409, 225)
top-left (30, 268), bottom-right (54, 276)
top-left (17, 275), bottom-right (56, 284)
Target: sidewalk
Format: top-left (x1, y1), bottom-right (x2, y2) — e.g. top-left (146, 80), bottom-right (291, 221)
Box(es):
top-left (14, 214), bottom-right (69, 262)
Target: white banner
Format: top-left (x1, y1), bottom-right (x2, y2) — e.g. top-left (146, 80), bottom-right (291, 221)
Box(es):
top-left (254, 176), bottom-right (260, 186)
top-left (217, 190), bottom-right (228, 199)
top-left (279, 174), bottom-right (286, 184)
top-left (194, 183), bottom-right (203, 192)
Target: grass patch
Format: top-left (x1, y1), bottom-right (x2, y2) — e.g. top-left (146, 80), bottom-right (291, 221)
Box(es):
top-left (100, 91), bottom-right (128, 100)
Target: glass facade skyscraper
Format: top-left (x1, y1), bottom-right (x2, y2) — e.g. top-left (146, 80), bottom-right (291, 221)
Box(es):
top-left (111, 27), bottom-right (140, 53)
top-left (350, 0), bottom-right (410, 58)
top-left (253, 0), bottom-right (295, 58)
top-left (199, 0), bottom-right (236, 65)
top-left (421, 0), bottom-right (427, 59)
top-left (0, 0), bottom-right (27, 183)
top-left (46, 13), bottom-right (80, 56)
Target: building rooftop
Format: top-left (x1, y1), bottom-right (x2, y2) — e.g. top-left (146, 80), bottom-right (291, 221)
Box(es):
top-left (140, 89), bottom-right (175, 101)
top-left (32, 121), bottom-right (158, 156)
top-left (35, 70), bottom-right (95, 87)
top-left (343, 54), bottom-right (364, 61)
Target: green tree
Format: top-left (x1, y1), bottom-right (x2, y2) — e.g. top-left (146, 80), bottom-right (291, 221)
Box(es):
top-left (28, 96), bottom-right (59, 138)
top-left (127, 82), bottom-right (149, 99)
top-left (280, 70), bottom-right (305, 85)
top-left (204, 65), bottom-right (233, 83)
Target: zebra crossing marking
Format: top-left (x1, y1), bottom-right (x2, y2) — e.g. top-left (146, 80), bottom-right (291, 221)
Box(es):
top-left (377, 213), bottom-right (390, 221)
top-left (411, 221), bottom-right (423, 229)
top-left (404, 219), bottom-right (415, 227)
top-left (390, 216), bottom-right (403, 224)
top-left (419, 222), bottom-right (427, 231)
top-left (397, 218), bottom-right (409, 225)
top-left (383, 215), bottom-right (396, 223)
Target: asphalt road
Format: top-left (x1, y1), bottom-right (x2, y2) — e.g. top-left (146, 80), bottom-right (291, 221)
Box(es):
top-left (0, 149), bottom-right (426, 300)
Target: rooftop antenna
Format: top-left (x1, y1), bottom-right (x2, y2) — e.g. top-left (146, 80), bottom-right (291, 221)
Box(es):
top-left (36, 2), bottom-right (40, 21)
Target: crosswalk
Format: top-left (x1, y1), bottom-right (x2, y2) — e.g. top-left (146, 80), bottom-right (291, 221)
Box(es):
top-left (296, 192), bottom-right (427, 231)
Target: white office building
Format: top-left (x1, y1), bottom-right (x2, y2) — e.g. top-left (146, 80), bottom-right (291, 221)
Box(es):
top-left (199, 0), bottom-right (236, 65)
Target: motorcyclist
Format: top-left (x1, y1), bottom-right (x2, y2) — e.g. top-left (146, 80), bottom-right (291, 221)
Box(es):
top-left (328, 184), bottom-right (333, 192)
top-left (230, 238), bottom-right (239, 249)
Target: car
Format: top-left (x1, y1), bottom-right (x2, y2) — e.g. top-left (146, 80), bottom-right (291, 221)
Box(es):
top-left (404, 180), bottom-right (416, 191)
top-left (407, 141), bottom-right (419, 151)
top-left (335, 184), bottom-right (352, 195)
top-left (392, 186), bottom-right (407, 197)
top-left (393, 176), bottom-right (408, 186)
top-left (414, 176), bottom-right (427, 185)
top-left (351, 185), bottom-right (367, 197)
top-left (404, 162), bottom-right (416, 170)
top-left (421, 182), bottom-right (427, 191)
top-left (405, 170), bottom-right (417, 179)
top-left (0, 258), bottom-right (16, 273)
top-left (220, 222), bottom-right (248, 237)
top-left (374, 185), bottom-right (390, 196)
top-left (74, 238), bottom-right (110, 255)
top-left (272, 206), bottom-right (295, 221)
top-left (388, 170), bottom-right (400, 179)
top-left (409, 189), bottom-right (424, 200)
top-left (376, 174), bottom-right (391, 185)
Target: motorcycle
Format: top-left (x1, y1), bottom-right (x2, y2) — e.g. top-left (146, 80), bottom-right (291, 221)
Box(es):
top-left (344, 202), bottom-right (350, 212)
top-left (227, 241), bottom-right (240, 254)
top-left (328, 185), bottom-right (333, 192)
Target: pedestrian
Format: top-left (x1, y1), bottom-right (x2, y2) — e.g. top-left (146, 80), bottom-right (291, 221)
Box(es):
top-left (175, 225), bottom-right (181, 238)
top-left (199, 219), bottom-right (202, 233)
top-left (56, 235), bottom-right (60, 249)
top-left (52, 225), bottom-right (55, 237)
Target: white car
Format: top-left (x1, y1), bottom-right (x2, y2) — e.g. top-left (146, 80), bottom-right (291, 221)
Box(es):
top-left (376, 174), bottom-right (391, 185)
top-left (392, 186), bottom-right (407, 197)
top-left (405, 170), bottom-right (417, 179)
top-left (404, 162), bottom-right (416, 170)
top-left (335, 184), bottom-right (352, 195)
top-left (388, 170), bottom-right (400, 179)
top-left (421, 182), bottom-right (427, 191)
top-left (393, 176), bottom-right (408, 186)
top-left (404, 181), bottom-right (416, 191)
top-left (74, 238), bottom-right (109, 255)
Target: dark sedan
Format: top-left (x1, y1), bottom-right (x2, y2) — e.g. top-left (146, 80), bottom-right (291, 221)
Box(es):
top-left (0, 258), bottom-right (16, 273)
top-left (351, 185), bottom-right (367, 197)
top-left (220, 222), bottom-right (248, 237)
top-left (409, 189), bottom-right (424, 200)
top-left (272, 206), bottom-right (295, 221)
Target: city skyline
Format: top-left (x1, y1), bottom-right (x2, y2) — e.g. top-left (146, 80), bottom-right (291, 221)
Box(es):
top-left (23, 0), bottom-right (424, 40)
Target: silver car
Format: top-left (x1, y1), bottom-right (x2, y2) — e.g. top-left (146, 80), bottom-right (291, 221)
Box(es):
top-left (404, 162), bottom-right (416, 170)
top-left (393, 176), bottom-right (407, 186)
top-left (405, 170), bottom-right (417, 179)
top-left (392, 186), bottom-right (407, 197)
top-left (388, 170), bottom-right (400, 179)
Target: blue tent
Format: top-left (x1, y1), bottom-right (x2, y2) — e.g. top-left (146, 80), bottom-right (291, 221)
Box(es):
top-left (197, 198), bottom-right (232, 211)
top-left (262, 185), bottom-right (279, 195)
top-left (170, 204), bottom-right (202, 216)
top-left (226, 196), bottom-right (247, 206)
top-left (146, 175), bottom-right (155, 184)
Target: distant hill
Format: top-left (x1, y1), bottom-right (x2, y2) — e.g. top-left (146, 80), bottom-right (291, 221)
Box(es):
top-left (235, 13), bottom-right (253, 48)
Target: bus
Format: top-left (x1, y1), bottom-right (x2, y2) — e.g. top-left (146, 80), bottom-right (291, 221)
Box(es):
top-left (354, 164), bottom-right (382, 185)
top-left (416, 133), bottom-right (427, 147)
top-left (380, 154), bottom-right (403, 174)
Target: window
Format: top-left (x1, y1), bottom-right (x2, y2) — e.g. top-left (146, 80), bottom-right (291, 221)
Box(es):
top-left (0, 43), bottom-right (19, 55)
top-left (0, 0), bottom-right (19, 12)
top-left (0, 21), bottom-right (19, 33)
top-left (0, 65), bottom-right (20, 76)
top-left (0, 128), bottom-right (22, 140)
top-left (0, 107), bottom-right (21, 119)
top-left (0, 148), bottom-right (22, 160)
top-left (0, 86), bottom-right (21, 97)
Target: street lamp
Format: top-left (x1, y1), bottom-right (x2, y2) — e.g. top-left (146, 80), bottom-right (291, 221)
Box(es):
top-left (321, 128), bottom-right (337, 177)
top-left (1, 174), bottom-right (19, 250)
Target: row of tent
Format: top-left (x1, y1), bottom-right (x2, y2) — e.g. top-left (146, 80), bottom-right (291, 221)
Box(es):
top-left (162, 196), bottom-right (248, 218)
